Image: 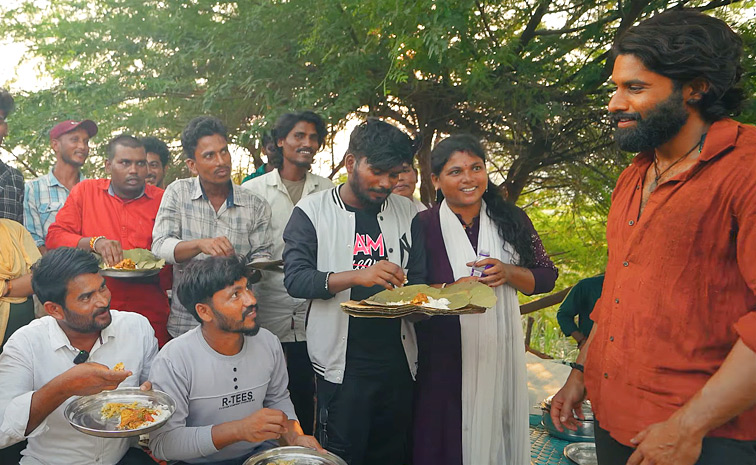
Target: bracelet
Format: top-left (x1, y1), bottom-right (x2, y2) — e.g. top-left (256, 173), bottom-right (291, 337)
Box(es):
top-left (1, 279), bottom-right (11, 298)
top-left (569, 362), bottom-right (585, 373)
top-left (324, 272), bottom-right (332, 293)
top-left (90, 236), bottom-right (106, 252)
top-left (441, 283), bottom-right (447, 289)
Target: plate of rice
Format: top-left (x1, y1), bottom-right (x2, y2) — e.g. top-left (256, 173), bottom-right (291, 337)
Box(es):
top-left (64, 387), bottom-right (175, 438)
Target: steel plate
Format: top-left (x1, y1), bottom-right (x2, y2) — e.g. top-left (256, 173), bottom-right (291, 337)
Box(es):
top-left (564, 442), bottom-right (598, 465)
top-left (100, 268), bottom-right (161, 279)
top-left (243, 446), bottom-right (348, 465)
top-left (64, 388), bottom-right (175, 438)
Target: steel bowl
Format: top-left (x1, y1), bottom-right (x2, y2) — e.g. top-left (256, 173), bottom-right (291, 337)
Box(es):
top-left (564, 442), bottom-right (598, 464)
top-left (540, 395), bottom-right (595, 442)
top-left (242, 446), bottom-right (348, 465)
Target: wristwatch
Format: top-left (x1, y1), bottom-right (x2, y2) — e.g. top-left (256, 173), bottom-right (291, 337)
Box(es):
top-left (569, 362), bottom-right (585, 373)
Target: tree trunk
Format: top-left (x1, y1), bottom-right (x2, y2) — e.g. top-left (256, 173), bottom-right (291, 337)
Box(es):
top-left (416, 128), bottom-right (436, 205)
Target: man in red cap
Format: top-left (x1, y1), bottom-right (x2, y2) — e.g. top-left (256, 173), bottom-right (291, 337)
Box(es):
top-left (24, 119), bottom-right (97, 254)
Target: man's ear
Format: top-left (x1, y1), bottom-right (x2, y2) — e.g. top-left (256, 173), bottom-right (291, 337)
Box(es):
top-left (44, 301), bottom-right (65, 321)
top-left (685, 78), bottom-right (711, 105)
top-left (104, 158), bottom-right (112, 175)
top-left (195, 302), bottom-right (213, 324)
top-left (185, 158), bottom-right (198, 176)
top-left (344, 153), bottom-right (356, 174)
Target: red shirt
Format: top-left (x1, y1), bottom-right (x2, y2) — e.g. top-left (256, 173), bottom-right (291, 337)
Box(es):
top-left (46, 179), bottom-right (171, 346)
top-left (585, 119), bottom-right (756, 445)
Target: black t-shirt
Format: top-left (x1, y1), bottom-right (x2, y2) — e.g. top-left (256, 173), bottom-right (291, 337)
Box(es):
top-left (345, 204), bottom-right (405, 376)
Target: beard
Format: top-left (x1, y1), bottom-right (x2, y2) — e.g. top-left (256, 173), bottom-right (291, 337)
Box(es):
top-left (611, 89), bottom-right (689, 153)
top-left (211, 305), bottom-right (260, 336)
top-left (60, 149), bottom-right (86, 168)
top-left (63, 306), bottom-right (112, 333)
top-left (349, 168), bottom-right (391, 208)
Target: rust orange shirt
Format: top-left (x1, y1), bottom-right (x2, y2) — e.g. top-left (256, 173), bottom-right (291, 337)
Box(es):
top-left (46, 179), bottom-right (171, 346)
top-left (585, 118), bottom-right (756, 446)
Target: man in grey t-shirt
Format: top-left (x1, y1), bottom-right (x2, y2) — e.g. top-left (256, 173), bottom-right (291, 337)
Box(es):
top-left (148, 256), bottom-right (322, 465)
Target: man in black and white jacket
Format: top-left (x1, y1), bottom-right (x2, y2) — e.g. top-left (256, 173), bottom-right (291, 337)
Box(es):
top-left (282, 119), bottom-right (426, 465)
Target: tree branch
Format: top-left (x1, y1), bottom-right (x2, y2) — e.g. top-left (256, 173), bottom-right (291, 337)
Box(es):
top-left (0, 147), bottom-right (39, 178)
top-left (334, 2), bottom-right (361, 47)
top-left (533, 14), bottom-right (620, 36)
top-left (328, 157), bottom-right (346, 180)
top-left (475, 1), bottom-right (498, 50)
top-left (517, 0), bottom-right (552, 52)
top-left (693, 0), bottom-right (743, 11)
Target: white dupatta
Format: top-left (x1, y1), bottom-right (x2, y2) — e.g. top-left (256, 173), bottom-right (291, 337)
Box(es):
top-left (439, 199), bottom-right (530, 465)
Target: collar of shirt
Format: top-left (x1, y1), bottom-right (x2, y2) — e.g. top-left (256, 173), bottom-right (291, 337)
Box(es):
top-left (192, 177), bottom-right (236, 208)
top-left (266, 169), bottom-right (325, 198)
top-left (46, 316), bottom-right (113, 355)
top-left (106, 180), bottom-right (147, 201)
top-left (47, 168), bottom-right (85, 190)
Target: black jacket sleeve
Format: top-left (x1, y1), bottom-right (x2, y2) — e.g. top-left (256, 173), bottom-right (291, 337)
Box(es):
top-left (282, 206), bottom-right (333, 300)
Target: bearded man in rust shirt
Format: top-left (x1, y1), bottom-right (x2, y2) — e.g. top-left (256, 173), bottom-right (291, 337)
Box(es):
top-left (550, 9), bottom-right (756, 465)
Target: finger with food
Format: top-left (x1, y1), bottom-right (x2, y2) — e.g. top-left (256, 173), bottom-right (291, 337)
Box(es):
top-left (94, 238), bottom-right (124, 266)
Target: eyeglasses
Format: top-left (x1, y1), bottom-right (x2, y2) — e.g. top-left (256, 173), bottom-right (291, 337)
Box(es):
top-left (73, 349), bottom-right (90, 365)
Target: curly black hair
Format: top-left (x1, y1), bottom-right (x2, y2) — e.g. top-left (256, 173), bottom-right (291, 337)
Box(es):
top-left (31, 247), bottom-right (100, 306)
top-left (176, 255), bottom-right (249, 323)
top-left (181, 116), bottom-right (228, 159)
top-left (430, 134), bottom-right (536, 267)
top-left (269, 111), bottom-right (328, 169)
top-left (614, 8), bottom-right (746, 121)
top-left (347, 118), bottom-right (416, 171)
top-left (141, 136), bottom-right (171, 167)
top-left (0, 88), bottom-right (14, 117)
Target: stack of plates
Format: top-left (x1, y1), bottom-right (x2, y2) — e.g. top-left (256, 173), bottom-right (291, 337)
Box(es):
top-left (246, 259), bottom-right (284, 272)
top-left (341, 282), bottom-right (497, 318)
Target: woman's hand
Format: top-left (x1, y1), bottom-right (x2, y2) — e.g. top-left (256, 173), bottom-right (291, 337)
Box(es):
top-left (466, 258), bottom-right (536, 293)
top-left (466, 258), bottom-right (509, 287)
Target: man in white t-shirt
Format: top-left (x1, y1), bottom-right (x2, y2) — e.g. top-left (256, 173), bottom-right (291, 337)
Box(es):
top-left (0, 247), bottom-right (158, 465)
top-left (149, 255), bottom-right (322, 465)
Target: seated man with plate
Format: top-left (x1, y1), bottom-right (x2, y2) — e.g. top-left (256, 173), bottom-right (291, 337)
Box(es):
top-left (148, 255), bottom-right (322, 465)
top-left (0, 247), bottom-right (158, 465)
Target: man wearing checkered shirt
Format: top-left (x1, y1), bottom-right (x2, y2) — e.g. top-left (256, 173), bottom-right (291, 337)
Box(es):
top-left (0, 89), bottom-right (24, 224)
top-left (152, 116), bottom-right (273, 338)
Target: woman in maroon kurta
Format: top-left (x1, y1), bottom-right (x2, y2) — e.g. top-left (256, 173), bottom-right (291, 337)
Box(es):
top-left (413, 135), bottom-right (557, 465)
